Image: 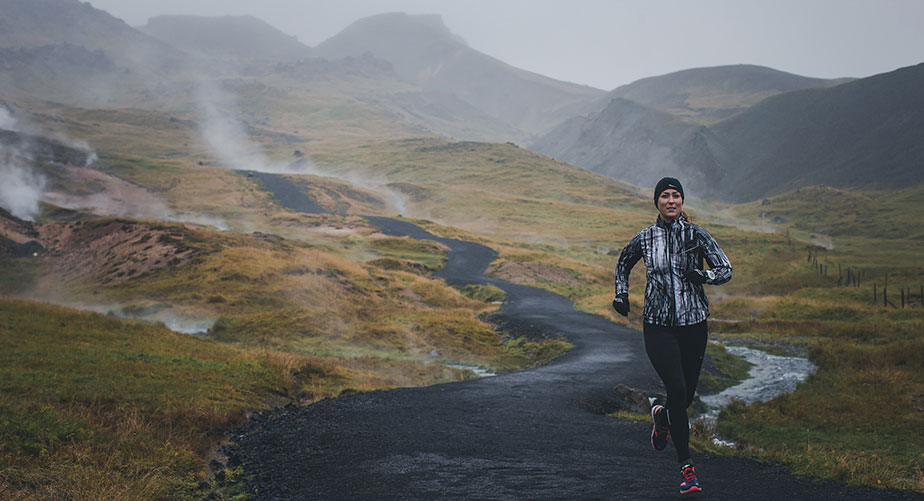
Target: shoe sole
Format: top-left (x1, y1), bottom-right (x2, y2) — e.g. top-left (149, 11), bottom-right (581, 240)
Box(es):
top-left (650, 405), bottom-right (668, 451)
top-left (680, 485), bottom-right (702, 495)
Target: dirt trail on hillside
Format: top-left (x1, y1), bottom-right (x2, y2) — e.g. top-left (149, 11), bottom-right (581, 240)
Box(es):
top-left (225, 173), bottom-right (922, 500)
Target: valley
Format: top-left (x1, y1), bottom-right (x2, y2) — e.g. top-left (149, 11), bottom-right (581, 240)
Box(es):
top-left (1, 1), bottom-right (922, 498)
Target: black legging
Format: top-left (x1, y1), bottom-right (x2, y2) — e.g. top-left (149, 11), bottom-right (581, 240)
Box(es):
top-left (643, 321), bottom-right (708, 464)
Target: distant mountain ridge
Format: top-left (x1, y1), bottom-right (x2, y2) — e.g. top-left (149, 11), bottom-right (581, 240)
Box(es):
top-left (0, 0), bottom-right (185, 73)
top-left (139, 15), bottom-right (312, 62)
top-left (315, 12), bottom-right (606, 138)
top-left (533, 63), bottom-right (924, 201)
top-left (0, 0), bottom-right (191, 105)
top-left (607, 64), bottom-right (852, 124)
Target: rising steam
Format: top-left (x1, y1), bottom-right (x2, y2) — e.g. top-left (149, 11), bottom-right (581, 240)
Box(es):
top-left (197, 81), bottom-right (301, 174)
top-left (196, 81), bottom-right (411, 215)
top-left (0, 107), bottom-right (45, 221)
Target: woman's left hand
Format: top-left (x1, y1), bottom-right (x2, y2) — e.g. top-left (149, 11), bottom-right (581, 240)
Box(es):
top-left (684, 269), bottom-right (714, 285)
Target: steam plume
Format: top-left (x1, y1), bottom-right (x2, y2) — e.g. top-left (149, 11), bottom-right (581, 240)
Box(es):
top-left (196, 81), bottom-right (410, 215)
top-left (0, 108), bottom-right (45, 221)
top-left (197, 81), bottom-right (300, 174)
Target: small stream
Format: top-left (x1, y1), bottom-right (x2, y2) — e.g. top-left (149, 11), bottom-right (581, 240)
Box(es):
top-left (446, 364), bottom-right (497, 377)
top-left (699, 346), bottom-right (816, 431)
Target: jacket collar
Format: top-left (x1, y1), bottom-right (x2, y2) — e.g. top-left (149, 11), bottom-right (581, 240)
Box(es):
top-left (656, 213), bottom-right (687, 231)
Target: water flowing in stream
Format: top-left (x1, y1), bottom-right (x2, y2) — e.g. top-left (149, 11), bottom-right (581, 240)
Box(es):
top-left (699, 345), bottom-right (816, 444)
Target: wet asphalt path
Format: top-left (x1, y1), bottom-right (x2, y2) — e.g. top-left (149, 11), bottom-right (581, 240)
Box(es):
top-left (225, 173), bottom-right (923, 500)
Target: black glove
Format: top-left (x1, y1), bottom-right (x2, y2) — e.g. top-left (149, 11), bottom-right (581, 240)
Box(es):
top-left (612, 293), bottom-right (629, 317)
top-left (685, 269), bottom-right (714, 285)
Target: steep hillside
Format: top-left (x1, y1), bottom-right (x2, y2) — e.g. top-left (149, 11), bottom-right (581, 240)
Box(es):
top-left (710, 62), bottom-right (924, 201)
top-left (534, 63), bottom-right (924, 201)
top-left (608, 64), bottom-right (850, 124)
top-left (315, 12), bottom-right (605, 139)
top-left (139, 15), bottom-right (312, 62)
top-left (0, 0), bottom-right (186, 73)
top-left (0, 44), bottom-right (137, 105)
top-left (530, 98), bottom-right (727, 198)
top-left (0, 0), bottom-right (190, 105)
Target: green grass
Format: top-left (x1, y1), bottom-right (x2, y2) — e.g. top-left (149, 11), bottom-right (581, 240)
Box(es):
top-left (0, 297), bottom-right (340, 499)
top-left (718, 336), bottom-right (924, 491)
top-left (699, 342), bottom-right (754, 394)
top-left (369, 236), bottom-right (448, 270)
top-left (456, 284), bottom-right (507, 303)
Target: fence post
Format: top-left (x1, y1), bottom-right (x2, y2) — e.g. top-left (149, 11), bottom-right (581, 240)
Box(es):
top-left (884, 274), bottom-right (888, 307)
top-left (874, 282), bottom-right (877, 304)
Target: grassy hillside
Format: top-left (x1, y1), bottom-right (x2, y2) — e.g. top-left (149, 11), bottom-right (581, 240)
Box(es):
top-left (0, 298), bottom-right (347, 498)
top-left (0, 214), bottom-right (570, 498)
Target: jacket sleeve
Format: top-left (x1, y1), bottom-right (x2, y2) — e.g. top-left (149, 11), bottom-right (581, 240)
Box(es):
top-left (614, 231), bottom-right (643, 295)
top-left (699, 227), bottom-right (732, 286)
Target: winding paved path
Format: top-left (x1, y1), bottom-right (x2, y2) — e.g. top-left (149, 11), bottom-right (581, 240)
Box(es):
top-left (226, 172), bottom-right (922, 500)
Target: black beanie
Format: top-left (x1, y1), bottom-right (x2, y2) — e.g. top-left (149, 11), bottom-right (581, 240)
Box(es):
top-left (654, 177), bottom-right (684, 206)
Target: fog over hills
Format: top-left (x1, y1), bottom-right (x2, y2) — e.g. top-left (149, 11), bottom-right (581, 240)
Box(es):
top-left (139, 15), bottom-right (312, 62)
top-left (0, 0), bottom-right (191, 105)
top-left (0, 0), bottom-right (185, 74)
top-left (1, 1), bottom-right (922, 201)
top-left (315, 12), bottom-right (606, 138)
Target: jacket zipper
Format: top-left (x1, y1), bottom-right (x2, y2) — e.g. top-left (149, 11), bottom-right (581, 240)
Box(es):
top-left (666, 224), bottom-right (677, 326)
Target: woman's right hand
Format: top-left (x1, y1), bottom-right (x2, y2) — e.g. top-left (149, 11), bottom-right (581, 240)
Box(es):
top-left (612, 293), bottom-right (629, 317)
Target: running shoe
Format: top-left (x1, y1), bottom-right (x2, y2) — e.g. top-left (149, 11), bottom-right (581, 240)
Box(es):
top-left (650, 404), bottom-right (669, 451)
top-left (680, 463), bottom-right (702, 495)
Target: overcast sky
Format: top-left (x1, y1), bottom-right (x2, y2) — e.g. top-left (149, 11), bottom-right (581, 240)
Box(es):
top-left (88, 0), bottom-right (924, 90)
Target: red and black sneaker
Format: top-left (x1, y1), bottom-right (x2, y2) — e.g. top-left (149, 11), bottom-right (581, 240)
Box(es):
top-left (680, 463), bottom-right (702, 495)
top-left (650, 404), bottom-right (669, 451)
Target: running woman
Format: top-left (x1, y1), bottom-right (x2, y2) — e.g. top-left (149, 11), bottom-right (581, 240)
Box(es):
top-left (612, 177), bottom-right (732, 495)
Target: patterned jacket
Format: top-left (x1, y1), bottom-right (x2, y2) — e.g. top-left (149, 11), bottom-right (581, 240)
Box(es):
top-left (615, 215), bottom-right (732, 326)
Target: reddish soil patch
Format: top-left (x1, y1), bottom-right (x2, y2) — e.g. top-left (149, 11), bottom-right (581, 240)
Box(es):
top-left (35, 220), bottom-right (199, 286)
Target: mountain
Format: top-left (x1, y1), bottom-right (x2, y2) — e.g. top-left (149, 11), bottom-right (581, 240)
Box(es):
top-left (710, 62), bottom-right (924, 201)
top-left (139, 15), bottom-right (312, 62)
top-left (0, 44), bottom-right (132, 105)
top-left (607, 64), bottom-right (851, 124)
top-left (533, 63), bottom-right (924, 202)
top-left (0, 0), bottom-right (190, 106)
top-left (0, 0), bottom-right (186, 73)
top-left (315, 12), bottom-right (605, 139)
top-left (531, 98), bottom-right (726, 198)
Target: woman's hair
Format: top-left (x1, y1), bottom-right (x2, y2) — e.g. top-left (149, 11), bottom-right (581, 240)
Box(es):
top-left (681, 210), bottom-right (693, 223)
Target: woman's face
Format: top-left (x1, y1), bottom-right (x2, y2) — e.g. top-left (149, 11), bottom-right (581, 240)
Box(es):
top-left (657, 189), bottom-right (683, 222)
